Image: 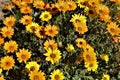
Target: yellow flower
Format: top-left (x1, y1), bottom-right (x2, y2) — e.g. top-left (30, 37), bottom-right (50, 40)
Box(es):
top-left (3, 16), bottom-right (16, 27)
top-left (1, 26), bottom-right (14, 38)
top-left (67, 0), bottom-right (77, 11)
top-left (29, 70), bottom-right (46, 80)
top-left (83, 44), bottom-right (94, 52)
top-left (40, 11), bottom-right (52, 21)
top-left (66, 44), bottom-right (74, 52)
top-left (85, 61), bottom-right (98, 71)
top-left (26, 22), bottom-right (39, 33)
top-left (77, 0), bottom-right (88, 8)
top-left (0, 68), bottom-right (2, 74)
top-left (20, 6), bottom-right (32, 14)
top-left (20, 15), bottom-right (33, 25)
top-left (45, 25), bottom-right (59, 37)
top-left (44, 39), bottom-right (58, 50)
top-left (76, 38), bottom-right (87, 48)
top-left (33, 0), bottom-right (45, 9)
top-left (100, 54), bottom-right (109, 63)
top-left (0, 56), bottom-right (15, 70)
top-left (25, 61), bottom-right (40, 72)
top-left (106, 22), bottom-right (120, 36)
top-left (16, 48), bottom-right (31, 63)
top-left (50, 69), bottom-right (64, 80)
top-left (101, 74), bottom-right (110, 80)
top-left (4, 40), bottom-right (18, 53)
top-left (44, 48), bottom-right (61, 64)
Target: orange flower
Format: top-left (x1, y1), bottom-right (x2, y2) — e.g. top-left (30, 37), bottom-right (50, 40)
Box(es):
top-left (22, 0), bottom-right (33, 4)
top-left (55, 0), bottom-right (69, 12)
top-left (0, 74), bottom-right (4, 80)
top-left (0, 56), bottom-right (15, 70)
top-left (3, 16), bottom-right (16, 27)
top-left (16, 48), bottom-right (31, 63)
top-left (74, 22), bottom-right (88, 34)
top-left (4, 40), bottom-right (18, 53)
top-left (33, 0), bottom-right (45, 9)
top-left (95, 4), bottom-right (110, 15)
top-left (44, 39), bottom-right (58, 50)
top-left (20, 6), bottom-right (32, 14)
top-left (88, 0), bottom-right (100, 7)
top-left (66, 0), bottom-right (77, 11)
top-left (1, 26), bottom-right (14, 38)
top-left (76, 38), bottom-right (87, 48)
top-left (45, 25), bottom-right (59, 37)
top-left (0, 37), bottom-right (4, 45)
top-left (98, 14), bottom-right (111, 22)
top-left (3, 3), bottom-right (14, 10)
top-left (35, 26), bottom-right (46, 38)
top-left (106, 22), bottom-right (120, 36)
top-left (20, 15), bottom-right (33, 25)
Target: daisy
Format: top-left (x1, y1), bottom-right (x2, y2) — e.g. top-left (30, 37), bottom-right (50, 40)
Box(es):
top-left (20, 6), bottom-right (32, 14)
top-left (29, 70), bottom-right (46, 80)
top-left (76, 38), bottom-right (87, 48)
top-left (1, 26), bottom-right (14, 38)
top-left (26, 22), bottom-right (39, 33)
top-left (0, 56), bottom-right (15, 70)
top-left (44, 48), bottom-right (61, 64)
top-left (85, 61), bottom-right (98, 71)
top-left (50, 69), bottom-right (64, 80)
top-left (3, 16), bottom-right (16, 27)
top-left (45, 25), bottom-right (59, 37)
top-left (25, 61), bottom-right (40, 72)
top-left (16, 48), bottom-right (31, 63)
top-left (101, 74), bottom-right (110, 80)
top-left (20, 15), bottom-right (33, 25)
top-left (40, 11), bottom-right (52, 21)
top-left (44, 39), bottom-right (58, 50)
top-left (4, 40), bottom-right (18, 53)
top-left (35, 26), bottom-right (46, 38)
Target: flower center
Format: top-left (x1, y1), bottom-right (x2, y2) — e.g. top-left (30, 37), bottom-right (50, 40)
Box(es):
top-left (9, 45), bottom-right (14, 50)
top-left (89, 10), bottom-right (94, 14)
top-left (48, 29), bottom-right (53, 34)
top-left (21, 54), bottom-right (26, 59)
top-left (50, 53), bottom-right (56, 58)
top-left (44, 14), bottom-right (48, 18)
top-left (5, 61), bottom-right (10, 66)
top-left (30, 26), bottom-right (36, 32)
top-left (110, 28), bottom-right (115, 32)
top-left (55, 75), bottom-right (60, 80)
top-left (5, 31), bottom-right (10, 35)
top-left (30, 66), bottom-right (35, 71)
top-left (89, 63), bottom-right (93, 67)
top-left (78, 27), bottom-right (82, 31)
top-left (33, 75), bottom-right (39, 80)
top-left (79, 41), bottom-right (83, 45)
top-left (75, 19), bottom-right (81, 23)
top-left (86, 54), bottom-right (91, 60)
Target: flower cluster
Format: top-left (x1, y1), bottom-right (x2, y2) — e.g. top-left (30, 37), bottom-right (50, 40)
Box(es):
top-left (0, 0), bottom-right (120, 80)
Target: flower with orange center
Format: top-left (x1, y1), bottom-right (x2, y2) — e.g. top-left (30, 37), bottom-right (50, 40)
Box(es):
top-left (1, 26), bottom-right (14, 38)
top-left (20, 15), bottom-right (33, 25)
top-left (0, 37), bottom-right (4, 45)
top-left (106, 22), bottom-right (120, 36)
top-left (35, 26), bottom-right (46, 38)
top-left (55, 0), bottom-right (69, 12)
top-left (40, 11), bottom-right (52, 21)
top-left (29, 70), bottom-right (46, 80)
top-left (45, 25), bottom-right (59, 37)
top-left (44, 39), bottom-right (58, 50)
top-left (4, 40), bottom-right (18, 53)
top-left (66, 0), bottom-right (77, 11)
top-left (0, 56), bottom-right (15, 70)
top-left (74, 22), bottom-right (88, 34)
top-left (95, 4), bottom-right (110, 15)
top-left (3, 3), bottom-right (14, 10)
top-left (17, 1), bottom-right (28, 8)
top-left (82, 50), bottom-right (97, 63)
top-left (76, 38), bottom-right (87, 48)
top-left (3, 16), bottom-right (16, 27)
top-left (33, 0), bottom-right (45, 9)
top-left (20, 6), bottom-right (32, 14)
top-left (16, 48), bottom-right (31, 63)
